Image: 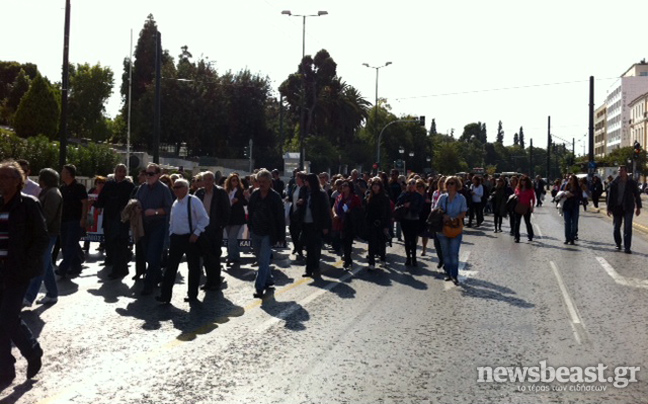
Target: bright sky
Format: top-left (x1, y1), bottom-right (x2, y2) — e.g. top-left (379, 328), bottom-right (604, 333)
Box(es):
top-left (4, 0), bottom-right (648, 152)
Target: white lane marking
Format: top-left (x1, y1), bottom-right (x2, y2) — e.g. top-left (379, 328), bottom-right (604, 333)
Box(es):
top-left (257, 266), bottom-right (362, 331)
top-left (533, 222), bottom-right (543, 239)
top-left (596, 257), bottom-right (648, 289)
top-left (550, 261), bottom-right (584, 344)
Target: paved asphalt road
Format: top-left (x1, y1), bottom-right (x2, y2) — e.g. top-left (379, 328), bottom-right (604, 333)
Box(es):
top-left (2, 197), bottom-right (648, 403)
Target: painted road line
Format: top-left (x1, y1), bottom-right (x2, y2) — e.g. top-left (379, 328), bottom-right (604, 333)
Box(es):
top-left (550, 261), bottom-right (585, 345)
top-left (444, 250), bottom-right (472, 290)
top-left (596, 257), bottom-right (648, 289)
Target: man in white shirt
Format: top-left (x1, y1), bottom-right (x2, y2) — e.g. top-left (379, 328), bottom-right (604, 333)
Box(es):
top-left (156, 179), bottom-right (209, 304)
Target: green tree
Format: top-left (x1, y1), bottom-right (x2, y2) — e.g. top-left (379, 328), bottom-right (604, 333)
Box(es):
top-left (14, 74), bottom-right (60, 139)
top-left (459, 122), bottom-right (484, 143)
top-left (68, 63), bottom-right (114, 141)
top-left (519, 126), bottom-right (525, 149)
top-left (430, 118), bottom-right (437, 135)
top-left (513, 132), bottom-right (519, 146)
top-left (434, 142), bottom-right (464, 174)
top-left (1, 68), bottom-right (31, 125)
top-left (496, 120), bottom-right (504, 144)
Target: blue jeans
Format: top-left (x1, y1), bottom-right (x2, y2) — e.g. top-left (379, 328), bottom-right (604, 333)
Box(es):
top-left (613, 209), bottom-right (635, 250)
top-left (142, 220), bottom-right (167, 290)
top-left (58, 220), bottom-right (83, 275)
top-left (226, 225), bottom-right (243, 261)
top-left (0, 280), bottom-right (41, 377)
top-left (563, 207), bottom-right (579, 242)
top-left (437, 233), bottom-right (463, 279)
top-left (25, 236), bottom-right (59, 303)
top-left (251, 233), bottom-right (273, 293)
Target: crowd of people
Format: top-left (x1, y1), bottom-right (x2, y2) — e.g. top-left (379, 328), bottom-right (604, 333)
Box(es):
top-left (0, 157), bottom-right (644, 387)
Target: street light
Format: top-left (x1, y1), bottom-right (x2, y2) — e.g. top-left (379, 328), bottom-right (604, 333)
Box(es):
top-left (281, 9), bottom-right (329, 172)
top-left (399, 147), bottom-right (405, 173)
top-left (363, 62), bottom-right (392, 171)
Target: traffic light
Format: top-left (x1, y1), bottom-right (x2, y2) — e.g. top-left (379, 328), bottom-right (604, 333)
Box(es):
top-left (419, 116), bottom-right (426, 127)
top-left (634, 141), bottom-right (641, 159)
top-left (243, 146), bottom-right (249, 158)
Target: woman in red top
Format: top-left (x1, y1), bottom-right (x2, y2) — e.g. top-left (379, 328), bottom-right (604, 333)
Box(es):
top-left (513, 176), bottom-right (536, 243)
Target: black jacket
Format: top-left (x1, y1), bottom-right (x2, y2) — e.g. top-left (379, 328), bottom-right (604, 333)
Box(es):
top-left (227, 188), bottom-right (247, 226)
top-left (0, 193), bottom-right (49, 285)
top-left (301, 188), bottom-right (332, 232)
top-left (95, 179), bottom-right (135, 221)
top-left (607, 177), bottom-right (642, 214)
top-left (365, 193), bottom-right (391, 229)
top-left (248, 188), bottom-right (286, 244)
top-left (195, 186), bottom-right (231, 232)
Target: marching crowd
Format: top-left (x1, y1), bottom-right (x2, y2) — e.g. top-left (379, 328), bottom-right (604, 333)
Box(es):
top-left (0, 157), bottom-right (643, 386)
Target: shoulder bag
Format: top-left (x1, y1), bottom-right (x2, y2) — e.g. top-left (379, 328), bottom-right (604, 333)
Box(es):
top-left (441, 197), bottom-right (463, 238)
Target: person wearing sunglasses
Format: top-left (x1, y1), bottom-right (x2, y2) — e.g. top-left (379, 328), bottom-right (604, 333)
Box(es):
top-left (135, 163), bottom-right (173, 295)
top-left (396, 179), bottom-right (424, 266)
top-left (435, 176), bottom-right (467, 285)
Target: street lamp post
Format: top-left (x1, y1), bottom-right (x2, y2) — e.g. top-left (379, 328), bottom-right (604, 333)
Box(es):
top-left (362, 62), bottom-right (392, 165)
top-left (282, 10), bottom-right (328, 172)
top-left (409, 151), bottom-right (414, 174)
top-left (399, 147), bottom-right (405, 174)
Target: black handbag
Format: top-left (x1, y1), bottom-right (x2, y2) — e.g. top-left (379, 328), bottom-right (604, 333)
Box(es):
top-left (426, 208), bottom-right (444, 233)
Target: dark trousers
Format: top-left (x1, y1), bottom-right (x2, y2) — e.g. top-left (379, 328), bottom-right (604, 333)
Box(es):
top-left (613, 209), bottom-right (635, 251)
top-left (289, 220), bottom-right (303, 254)
top-left (493, 213), bottom-right (504, 230)
top-left (342, 229), bottom-right (354, 266)
top-left (160, 234), bottom-right (202, 301)
top-left (367, 228), bottom-right (386, 266)
top-left (401, 219), bottom-right (419, 261)
top-left (0, 280), bottom-right (40, 377)
top-left (563, 207), bottom-right (579, 242)
top-left (468, 201), bottom-right (484, 226)
top-left (58, 220), bottom-right (83, 275)
top-left (202, 227), bottom-right (223, 287)
top-left (142, 220), bottom-right (166, 290)
top-left (104, 216), bottom-right (130, 275)
top-left (592, 192), bottom-right (601, 209)
top-left (302, 223), bottom-right (322, 274)
top-left (535, 190), bottom-right (544, 206)
top-left (514, 211), bottom-right (533, 240)
top-left (433, 232), bottom-right (444, 265)
top-left (135, 239), bottom-right (146, 277)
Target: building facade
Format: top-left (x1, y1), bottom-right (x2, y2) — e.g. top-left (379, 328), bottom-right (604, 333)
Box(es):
top-left (629, 92), bottom-right (648, 150)
top-left (604, 62), bottom-right (648, 153)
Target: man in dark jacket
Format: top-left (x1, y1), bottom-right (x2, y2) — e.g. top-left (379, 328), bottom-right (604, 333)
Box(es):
top-left (300, 173), bottom-right (331, 278)
top-left (194, 171), bottom-right (230, 290)
top-left (607, 165), bottom-right (642, 253)
top-left (248, 169), bottom-right (285, 298)
top-left (58, 164), bottom-right (88, 278)
top-left (0, 161), bottom-right (49, 387)
top-left (95, 164), bottom-right (135, 279)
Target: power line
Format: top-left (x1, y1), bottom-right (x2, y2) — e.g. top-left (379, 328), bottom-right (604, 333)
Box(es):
top-left (394, 77), bottom-right (618, 101)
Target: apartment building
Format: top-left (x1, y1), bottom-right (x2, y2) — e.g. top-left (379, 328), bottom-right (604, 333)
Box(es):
top-left (604, 61), bottom-right (648, 153)
top-left (629, 92), bottom-right (648, 149)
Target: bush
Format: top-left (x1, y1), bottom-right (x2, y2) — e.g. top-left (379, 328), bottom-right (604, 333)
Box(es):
top-left (0, 128), bottom-right (119, 176)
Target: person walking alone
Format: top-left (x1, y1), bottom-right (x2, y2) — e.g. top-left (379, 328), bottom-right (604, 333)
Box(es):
top-left (606, 165), bottom-right (642, 254)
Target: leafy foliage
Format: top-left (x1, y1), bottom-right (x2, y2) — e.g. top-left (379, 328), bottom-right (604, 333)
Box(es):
top-left (14, 74), bottom-right (60, 139)
top-left (68, 63), bottom-right (114, 141)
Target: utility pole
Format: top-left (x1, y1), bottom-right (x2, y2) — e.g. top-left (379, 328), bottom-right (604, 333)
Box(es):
top-left (529, 138), bottom-right (533, 178)
top-left (588, 76), bottom-right (595, 180)
top-left (546, 116), bottom-right (551, 181)
top-left (248, 138), bottom-right (253, 173)
top-left (58, 0), bottom-right (71, 169)
top-left (153, 30), bottom-right (161, 164)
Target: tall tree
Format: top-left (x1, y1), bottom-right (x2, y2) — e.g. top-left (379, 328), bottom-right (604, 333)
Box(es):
top-left (13, 74), bottom-right (60, 139)
top-left (430, 118), bottom-right (437, 135)
top-left (68, 63), bottom-right (114, 141)
top-left (459, 122), bottom-right (482, 143)
top-left (1, 68), bottom-right (31, 124)
top-left (513, 132), bottom-right (519, 146)
top-left (519, 126), bottom-right (525, 149)
top-left (496, 120), bottom-right (504, 144)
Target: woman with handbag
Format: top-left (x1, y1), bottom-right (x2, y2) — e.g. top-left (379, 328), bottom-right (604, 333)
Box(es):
top-left (224, 173), bottom-right (248, 265)
top-left (436, 176), bottom-right (467, 285)
top-left (396, 179), bottom-right (424, 266)
top-left (364, 178), bottom-right (391, 270)
top-left (513, 176), bottom-right (536, 243)
top-left (562, 175), bottom-right (582, 245)
top-left (333, 180), bottom-right (362, 269)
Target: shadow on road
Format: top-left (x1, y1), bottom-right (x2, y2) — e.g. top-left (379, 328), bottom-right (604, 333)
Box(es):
top-left (260, 292), bottom-right (310, 331)
top-left (0, 379), bottom-right (36, 404)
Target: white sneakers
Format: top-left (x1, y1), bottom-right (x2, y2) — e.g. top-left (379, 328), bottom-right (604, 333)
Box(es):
top-left (36, 296), bottom-right (58, 305)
